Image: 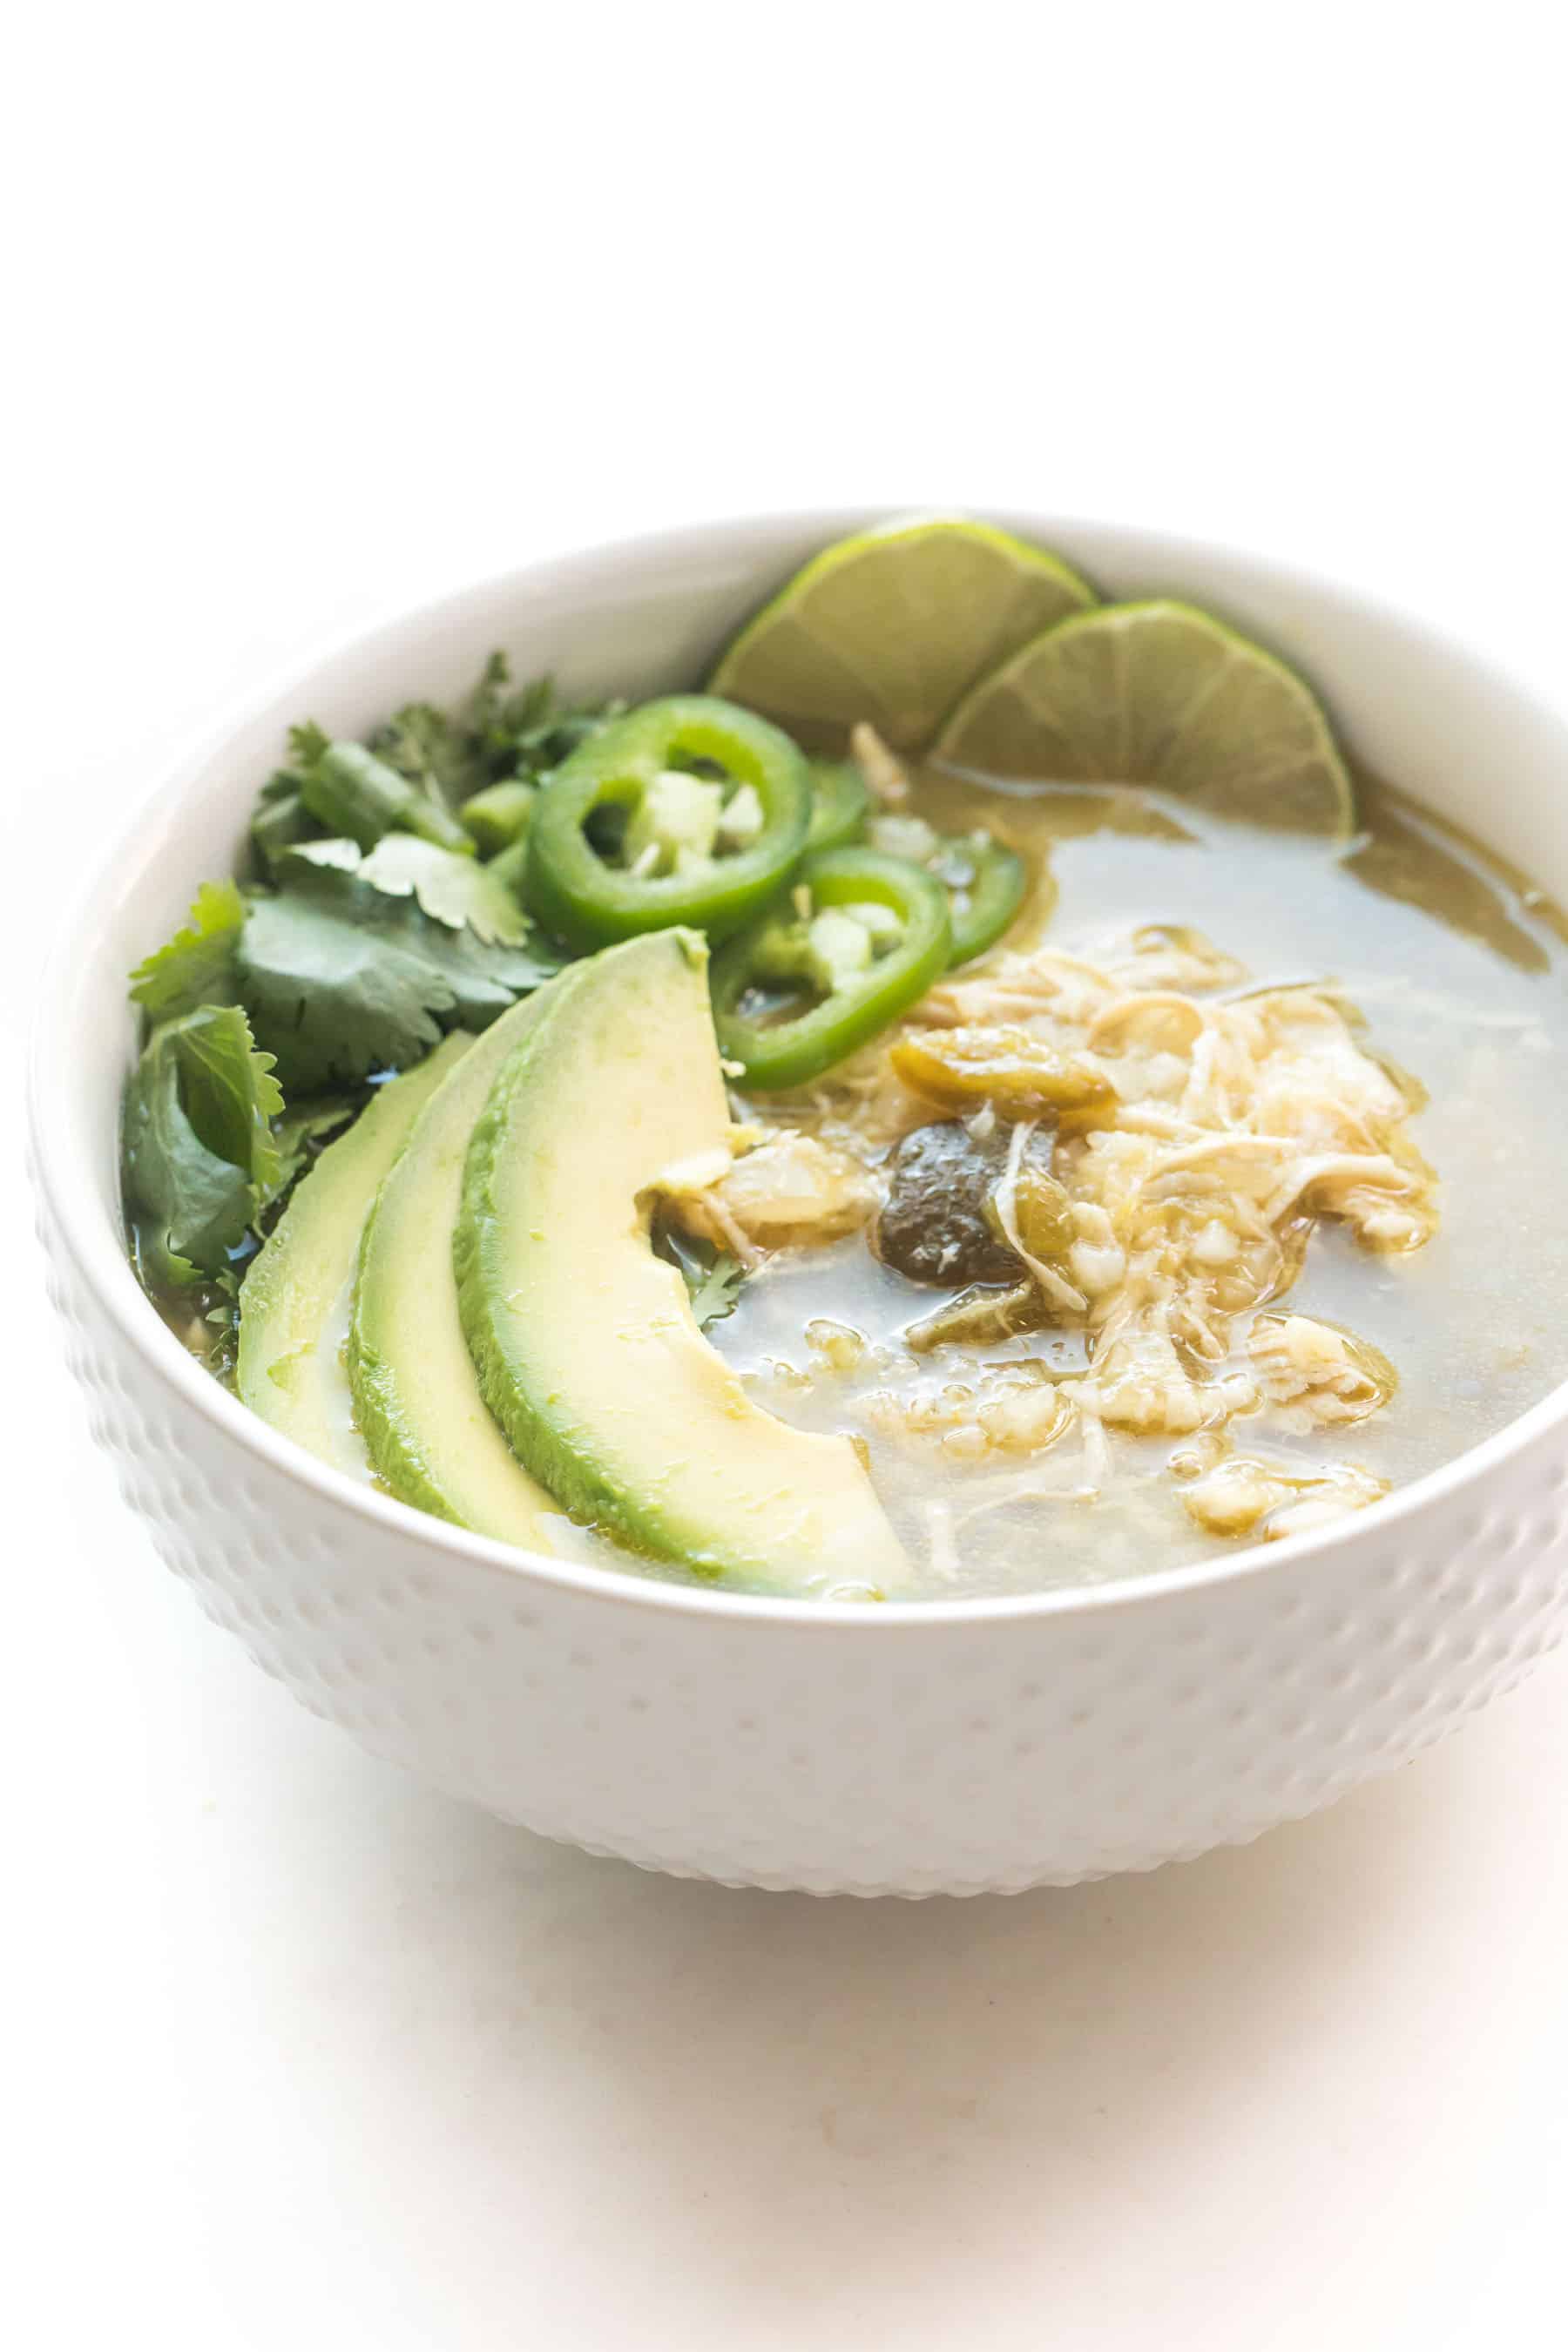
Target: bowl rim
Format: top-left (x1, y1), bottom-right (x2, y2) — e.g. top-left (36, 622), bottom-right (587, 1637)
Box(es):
top-left (30, 502), bottom-right (1568, 1630)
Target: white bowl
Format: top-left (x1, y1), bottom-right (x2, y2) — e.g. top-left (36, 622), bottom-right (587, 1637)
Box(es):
top-left (29, 511), bottom-right (1568, 1896)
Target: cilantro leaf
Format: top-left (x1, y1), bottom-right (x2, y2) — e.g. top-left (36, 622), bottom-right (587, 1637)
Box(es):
top-left (291, 834), bottom-right (529, 944)
top-left (687, 1252), bottom-right (745, 1329)
top-left (371, 700), bottom-right (486, 809)
top-left (287, 720), bottom-right (331, 767)
top-left (237, 885), bottom-right (449, 1087)
top-left (268, 1096), bottom-right (359, 1198)
top-left (655, 1223), bottom-right (746, 1329)
top-left (251, 785), bottom-right (316, 875)
top-left (470, 650), bottom-right (515, 738)
top-left (487, 674), bottom-right (622, 786)
top-left (123, 1004), bottom-right (285, 1286)
top-left (248, 660), bottom-right (616, 882)
top-left (128, 881), bottom-right (245, 1022)
top-left (201, 1268), bottom-right (244, 1382)
top-left (235, 860), bottom-right (558, 1090)
top-left (372, 656), bottom-right (617, 806)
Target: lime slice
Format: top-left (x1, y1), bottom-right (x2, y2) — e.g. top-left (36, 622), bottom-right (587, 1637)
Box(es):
top-left (935, 599), bottom-right (1355, 836)
top-left (709, 517), bottom-right (1095, 754)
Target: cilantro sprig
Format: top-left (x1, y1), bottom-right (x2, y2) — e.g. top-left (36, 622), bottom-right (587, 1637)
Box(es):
top-left (128, 881), bottom-right (245, 1022)
top-left (124, 655), bottom-right (600, 1341)
top-left (288, 835), bottom-right (530, 946)
top-left (654, 1222), bottom-right (746, 1330)
top-left (368, 657), bottom-right (619, 810)
top-left (236, 856), bottom-right (558, 1090)
top-left (123, 1004), bottom-right (285, 1288)
top-left (247, 658), bottom-right (614, 880)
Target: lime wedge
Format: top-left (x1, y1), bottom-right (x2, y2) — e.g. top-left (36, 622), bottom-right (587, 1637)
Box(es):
top-left (935, 600), bottom-right (1355, 836)
top-left (709, 517), bottom-right (1095, 754)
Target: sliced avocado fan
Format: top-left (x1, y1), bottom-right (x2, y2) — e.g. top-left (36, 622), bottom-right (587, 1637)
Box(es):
top-left (349, 993), bottom-right (562, 1551)
top-left (236, 1035), bottom-right (471, 1479)
top-left (455, 928), bottom-right (909, 1593)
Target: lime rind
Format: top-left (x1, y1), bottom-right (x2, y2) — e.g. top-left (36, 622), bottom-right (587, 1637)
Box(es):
top-left (709, 516), bottom-right (1097, 754)
top-left (934, 598), bottom-right (1355, 838)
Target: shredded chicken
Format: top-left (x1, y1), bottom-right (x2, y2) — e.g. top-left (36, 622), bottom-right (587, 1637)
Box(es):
top-left (990, 1119), bottom-right (1089, 1313)
top-left (756, 920), bottom-right (1437, 1531)
top-left (1247, 1314), bottom-right (1396, 1431)
top-left (1072, 1329), bottom-right (1207, 1435)
top-left (805, 1318), bottom-right (869, 1373)
top-left (850, 721), bottom-right (911, 807)
top-left (892, 929), bottom-right (1436, 1369)
top-left (861, 1366), bottom-right (1076, 1463)
top-left (657, 897), bottom-right (1435, 1546)
top-left (669, 1134), bottom-right (877, 1258)
top-left (1180, 1453), bottom-right (1389, 1541)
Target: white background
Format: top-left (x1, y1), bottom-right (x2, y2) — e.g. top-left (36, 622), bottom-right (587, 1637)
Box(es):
top-left (8, 8), bottom-right (1568, 2346)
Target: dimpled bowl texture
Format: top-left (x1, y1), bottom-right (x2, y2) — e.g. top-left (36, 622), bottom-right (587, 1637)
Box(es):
top-left (28, 511), bottom-right (1568, 1896)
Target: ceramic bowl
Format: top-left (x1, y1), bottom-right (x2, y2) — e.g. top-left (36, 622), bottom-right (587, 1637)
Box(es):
top-left (28, 510), bottom-right (1568, 1895)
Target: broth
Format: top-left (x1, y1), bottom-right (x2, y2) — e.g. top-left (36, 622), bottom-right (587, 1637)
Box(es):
top-left (711, 768), bottom-right (1568, 1597)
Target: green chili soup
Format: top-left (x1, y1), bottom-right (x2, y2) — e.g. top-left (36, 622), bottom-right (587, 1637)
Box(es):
top-left (709, 769), bottom-right (1568, 1595)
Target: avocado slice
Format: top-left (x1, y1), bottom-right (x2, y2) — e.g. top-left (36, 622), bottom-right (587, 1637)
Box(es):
top-left (236, 1036), bottom-right (471, 1477)
top-left (456, 929), bottom-right (909, 1592)
top-left (349, 994), bottom-right (561, 1550)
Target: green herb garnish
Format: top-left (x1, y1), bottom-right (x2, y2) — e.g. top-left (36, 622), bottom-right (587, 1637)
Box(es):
top-left (125, 658), bottom-right (600, 1332)
top-left (122, 1004), bottom-right (284, 1287)
top-left (289, 835), bottom-right (529, 945)
top-left (368, 657), bottom-right (618, 810)
top-left (656, 1222), bottom-right (746, 1329)
top-left (235, 857), bottom-right (558, 1091)
top-left (128, 880), bottom-right (244, 1022)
